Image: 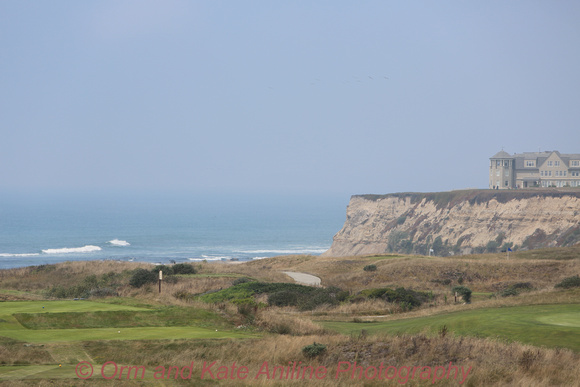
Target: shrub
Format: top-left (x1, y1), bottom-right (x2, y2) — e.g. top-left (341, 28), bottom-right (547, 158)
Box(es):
top-left (271, 323), bottom-right (292, 335)
top-left (233, 277), bottom-right (253, 286)
top-left (172, 263), bottom-right (197, 275)
top-left (357, 287), bottom-right (431, 309)
top-left (363, 264), bottom-right (377, 272)
top-left (298, 289), bottom-right (337, 311)
top-left (511, 282), bottom-right (533, 290)
top-left (129, 269), bottom-right (158, 288)
top-left (302, 342), bottom-right (326, 358)
top-left (486, 240), bottom-right (499, 253)
top-left (500, 288), bottom-right (518, 297)
top-left (555, 275), bottom-right (580, 289)
top-left (268, 290), bottom-right (300, 307)
top-left (451, 286), bottom-right (472, 303)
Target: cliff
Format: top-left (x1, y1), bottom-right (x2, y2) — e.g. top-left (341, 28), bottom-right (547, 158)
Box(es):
top-left (323, 189), bottom-right (580, 257)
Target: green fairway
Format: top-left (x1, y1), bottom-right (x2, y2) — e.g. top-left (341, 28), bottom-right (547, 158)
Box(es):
top-left (0, 300), bottom-right (255, 343)
top-left (0, 300), bottom-right (150, 315)
top-left (321, 304), bottom-right (580, 351)
top-left (0, 325), bottom-right (252, 342)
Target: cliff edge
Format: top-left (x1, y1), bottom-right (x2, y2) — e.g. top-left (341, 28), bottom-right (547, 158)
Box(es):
top-left (323, 189), bottom-right (580, 257)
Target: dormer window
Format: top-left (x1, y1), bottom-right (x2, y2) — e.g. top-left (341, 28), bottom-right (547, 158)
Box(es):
top-left (525, 160), bottom-right (535, 167)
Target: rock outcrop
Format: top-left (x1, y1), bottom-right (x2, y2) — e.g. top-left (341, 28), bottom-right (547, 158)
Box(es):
top-left (323, 190), bottom-right (580, 257)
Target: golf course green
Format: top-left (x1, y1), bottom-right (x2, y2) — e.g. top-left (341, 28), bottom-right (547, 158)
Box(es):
top-left (321, 303), bottom-right (580, 351)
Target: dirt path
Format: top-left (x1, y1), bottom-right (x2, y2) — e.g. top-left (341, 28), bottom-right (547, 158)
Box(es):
top-left (282, 271), bottom-right (321, 286)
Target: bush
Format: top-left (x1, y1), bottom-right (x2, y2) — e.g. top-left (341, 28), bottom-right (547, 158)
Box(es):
top-left (268, 290), bottom-right (300, 307)
top-left (486, 240), bottom-right (499, 253)
top-left (298, 289), bottom-right (338, 311)
top-left (172, 263), bottom-right (197, 275)
top-left (363, 264), bottom-right (377, 272)
top-left (302, 342), bottom-right (326, 358)
top-left (451, 286), bottom-right (472, 303)
top-left (555, 275), bottom-right (580, 289)
top-left (511, 282), bottom-right (533, 290)
top-left (129, 269), bottom-right (158, 288)
top-left (233, 277), bottom-right (253, 286)
top-left (357, 287), bottom-right (432, 309)
top-left (500, 288), bottom-right (518, 297)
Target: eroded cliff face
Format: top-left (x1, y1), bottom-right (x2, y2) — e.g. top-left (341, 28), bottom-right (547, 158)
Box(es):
top-left (323, 190), bottom-right (580, 257)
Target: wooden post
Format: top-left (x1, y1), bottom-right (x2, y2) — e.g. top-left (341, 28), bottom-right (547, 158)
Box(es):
top-left (159, 270), bottom-right (162, 293)
top-left (454, 291), bottom-right (457, 303)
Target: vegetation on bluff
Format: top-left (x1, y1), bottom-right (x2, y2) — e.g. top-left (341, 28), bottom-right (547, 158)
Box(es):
top-left (0, 247), bottom-right (579, 385)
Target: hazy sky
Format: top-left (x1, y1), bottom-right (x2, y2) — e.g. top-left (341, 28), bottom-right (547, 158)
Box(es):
top-left (2, 1), bottom-right (579, 197)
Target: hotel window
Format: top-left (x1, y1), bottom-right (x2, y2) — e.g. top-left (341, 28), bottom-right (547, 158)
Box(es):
top-left (572, 172), bottom-right (580, 177)
top-left (547, 161), bottom-right (553, 167)
top-left (555, 161), bottom-right (560, 166)
top-left (526, 160), bottom-right (535, 167)
top-left (572, 160), bottom-right (580, 167)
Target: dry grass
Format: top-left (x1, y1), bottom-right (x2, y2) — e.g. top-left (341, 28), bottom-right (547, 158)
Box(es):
top-left (0, 339), bottom-right (54, 365)
top-left (70, 332), bottom-right (580, 386)
top-left (196, 252), bottom-right (580, 295)
top-left (0, 260), bottom-right (150, 292)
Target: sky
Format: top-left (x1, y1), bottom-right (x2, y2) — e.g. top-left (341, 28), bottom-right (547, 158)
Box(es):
top-left (1, 1), bottom-right (580, 198)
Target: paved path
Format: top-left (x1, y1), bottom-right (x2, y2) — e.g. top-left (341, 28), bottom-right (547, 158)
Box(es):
top-left (282, 271), bottom-right (321, 286)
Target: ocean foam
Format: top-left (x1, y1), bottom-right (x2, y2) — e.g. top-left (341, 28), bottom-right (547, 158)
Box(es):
top-left (188, 256), bottom-right (228, 261)
top-left (0, 253), bottom-right (40, 257)
top-left (42, 245), bottom-right (102, 254)
top-left (109, 239), bottom-right (130, 246)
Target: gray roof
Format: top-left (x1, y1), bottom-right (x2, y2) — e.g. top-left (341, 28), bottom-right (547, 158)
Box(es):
top-left (490, 150), bottom-right (512, 159)
top-left (512, 151), bottom-right (580, 169)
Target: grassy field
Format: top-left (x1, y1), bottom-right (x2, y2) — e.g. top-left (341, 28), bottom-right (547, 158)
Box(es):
top-left (0, 248), bottom-right (579, 386)
top-left (0, 300), bottom-right (255, 344)
top-left (321, 303), bottom-right (580, 351)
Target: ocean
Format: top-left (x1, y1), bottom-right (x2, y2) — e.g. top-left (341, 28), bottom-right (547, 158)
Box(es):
top-left (0, 192), bottom-right (348, 270)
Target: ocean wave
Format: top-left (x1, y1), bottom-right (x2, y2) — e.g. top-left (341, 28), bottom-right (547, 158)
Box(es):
top-left (109, 239), bottom-right (130, 246)
top-left (0, 253), bottom-right (41, 257)
top-left (188, 256), bottom-right (229, 261)
top-left (42, 245), bottom-right (102, 254)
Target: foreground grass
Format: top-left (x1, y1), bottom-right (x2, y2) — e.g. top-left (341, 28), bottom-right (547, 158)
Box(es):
top-left (321, 303), bottom-right (580, 352)
top-left (2, 333), bottom-right (579, 386)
